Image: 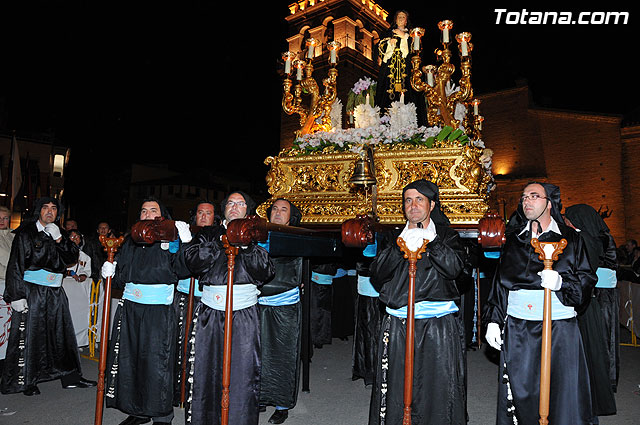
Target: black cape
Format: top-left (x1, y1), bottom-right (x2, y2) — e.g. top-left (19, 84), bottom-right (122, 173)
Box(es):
top-left (105, 237), bottom-right (190, 418)
top-left (368, 224), bottom-right (467, 425)
top-left (484, 220), bottom-right (598, 425)
top-left (183, 225), bottom-right (274, 425)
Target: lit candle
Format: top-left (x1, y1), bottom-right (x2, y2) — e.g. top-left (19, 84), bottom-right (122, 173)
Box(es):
top-left (410, 28), bottom-right (424, 52)
top-left (327, 41), bottom-right (341, 65)
top-left (438, 20), bottom-right (453, 44)
top-left (282, 52), bottom-right (294, 75)
top-left (456, 32), bottom-right (472, 57)
top-left (477, 115), bottom-right (484, 131)
top-left (423, 65), bottom-right (436, 87)
top-left (306, 38), bottom-right (317, 60)
top-left (400, 93), bottom-right (405, 103)
top-left (294, 60), bottom-right (304, 81)
top-left (366, 93), bottom-right (370, 105)
top-left (472, 99), bottom-right (481, 115)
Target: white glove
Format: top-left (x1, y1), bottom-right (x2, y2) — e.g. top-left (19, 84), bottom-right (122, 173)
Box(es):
top-left (101, 261), bottom-right (117, 279)
top-left (175, 221), bottom-right (192, 243)
top-left (538, 269), bottom-right (562, 291)
top-left (400, 227), bottom-right (432, 252)
top-left (11, 299), bottom-right (28, 313)
top-left (485, 322), bottom-right (502, 351)
top-left (44, 223), bottom-right (62, 240)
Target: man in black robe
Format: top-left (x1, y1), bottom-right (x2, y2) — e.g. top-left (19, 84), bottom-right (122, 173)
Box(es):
top-left (183, 191), bottom-right (274, 425)
top-left (101, 197), bottom-right (193, 425)
top-left (258, 198), bottom-right (303, 424)
top-left (484, 182), bottom-right (597, 425)
top-left (1, 196), bottom-right (95, 396)
top-left (172, 200), bottom-right (216, 407)
top-left (368, 179), bottom-right (467, 425)
top-left (564, 204), bottom-right (618, 418)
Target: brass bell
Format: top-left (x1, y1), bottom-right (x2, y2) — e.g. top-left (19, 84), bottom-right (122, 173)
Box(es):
top-left (349, 148), bottom-right (376, 187)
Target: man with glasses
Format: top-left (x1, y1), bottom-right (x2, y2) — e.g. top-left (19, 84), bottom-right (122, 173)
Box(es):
top-left (183, 191), bottom-right (274, 425)
top-left (484, 182), bottom-right (597, 424)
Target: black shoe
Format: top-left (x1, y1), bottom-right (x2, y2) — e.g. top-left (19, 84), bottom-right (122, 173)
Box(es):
top-left (259, 405), bottom-right (267, 413)
top-left (268, 409), bottom-right (289, 424)
top-left (118, 416), bottom-right (151, 425)
top-left (23, 385), bottom-right (40, 396)
top-left (62, 377), bottom-right (97, 389)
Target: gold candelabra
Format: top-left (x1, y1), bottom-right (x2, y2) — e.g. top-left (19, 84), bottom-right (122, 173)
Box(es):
top-left (410, 20), bottom-right (484, 140)
top-left (282, 39), bottom-right (341, 137)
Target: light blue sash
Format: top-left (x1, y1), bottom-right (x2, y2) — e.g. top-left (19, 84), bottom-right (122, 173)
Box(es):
top-left (24, 269), bottom-right (64, 287)
top-left (258, 287), bottom-right (300, 306)
top-left (386, 300), bottom-right (458, 319)
top-left (201, 284), bottom-right (259, 311)
top-left (507, 289), bottom-right (576, 320)
top-left (357, 275), bottom-right (379, 297)
top-left (311, 272), bottom-right (333, 285)
top-left (123, 282), bottom-right (174, 305)
top-left (595, 267), bottom-right (617, 288)
top-left (177, 278), bottom-right (202, 297)
top-left (333, 268), bottom-right (347, 279)
top-left (363, 241), bottom-right (377, 258)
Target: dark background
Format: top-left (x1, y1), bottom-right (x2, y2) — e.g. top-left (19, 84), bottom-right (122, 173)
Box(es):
top-left (0, 2), bottom-right (636, 232)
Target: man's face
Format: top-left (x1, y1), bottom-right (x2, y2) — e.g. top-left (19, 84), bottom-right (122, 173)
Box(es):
top-left (404, 189), bottom-right (434, 226)
top-left (521, 183), bottom-right (551, 221)
top-left (195, 203), bottom-right (215, 227)
top-left (140, 201), bottom-right (162, 220)
top-left (224, 193), bottom-right (248, 223)
top-left (39, 202), bottom-right (58, 225)
top-left (0, 211), bottom-right (10, 230)
top-left (269, 200), bottom-right (291, 226)
top-left (97, 222), bottom-right (111, 236)
top-left (69, 231), bottom-right (82, 246)
top-left (64, 220), bottom-right (78, 231)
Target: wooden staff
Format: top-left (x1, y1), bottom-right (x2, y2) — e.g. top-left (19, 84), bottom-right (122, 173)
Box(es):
top-left (530, 238), bottom-right (566, 425)
top-left (179, 276), bottom-right (196, 406)
top-left (94, 235), bottom-right (125, 425)
top-left (397, 236), bottom-right (429, 425)
top-left (220, 235), bottom-right (239, 425)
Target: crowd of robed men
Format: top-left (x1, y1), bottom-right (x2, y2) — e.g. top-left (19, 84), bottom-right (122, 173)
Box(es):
top-left (0, 178), bottom-right (622, 425)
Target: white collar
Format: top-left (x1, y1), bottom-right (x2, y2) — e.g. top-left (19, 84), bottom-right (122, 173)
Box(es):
top-left (36, 220), bottom-right (46, 232)
top-left (402, 217), bottom-right (436, 234)
top-left (518, 216), bottom-right (561, 238)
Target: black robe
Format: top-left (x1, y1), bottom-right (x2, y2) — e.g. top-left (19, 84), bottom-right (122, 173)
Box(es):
top-left (105, 237), bottom-right (191, 418)
top-left (484, 222), bottom-right (597, 425)
top-left (259, 255), bottom-right (303, 409)
top-left (183, 226), bottom-right (274, 425)
top-left (1, 222), bottom-right (80, 394)
top-left (368, 225), bottom-right (467, 425)
top-left (352, 251), bottom-right (383, 386)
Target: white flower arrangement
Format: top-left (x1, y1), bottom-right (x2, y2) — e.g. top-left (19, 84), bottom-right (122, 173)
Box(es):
top-left (330, 98), bottom-right (343, 131)
top-left (388, 101), bottom-right (417, 130)
top-left (354, 102), bottom-right (381, 129)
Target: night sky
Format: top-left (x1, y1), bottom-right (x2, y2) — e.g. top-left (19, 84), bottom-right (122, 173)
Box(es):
top-left (0, 2), bottom-right (636, 230)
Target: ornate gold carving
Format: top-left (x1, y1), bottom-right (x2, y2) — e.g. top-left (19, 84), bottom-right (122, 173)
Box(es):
top-left (260, 145), bottom-right (490, 225)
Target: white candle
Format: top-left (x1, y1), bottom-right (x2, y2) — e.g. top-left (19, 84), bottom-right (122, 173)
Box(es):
top-left (460, 41), bottom-right (469, 56)
top-left (400, 93), bottom-right (405, 104)
top-left (366, 93), bottom-right (370, 105)
top-left (296, 66), bottom-right (303, 81)
top-left (412, 35), bottom-right (420, 51)
top-left (427, 71), bottom-right (434, 87)
top-left (473, 100), bottom-right (479, 115)
top-left (442, 29), bottom-right (449, 44)
top-left (284, 59), bottom-right (291, 75)
top-left (330, 49), bottom-right (337, 64)
top-left (307, 45), bottom-right (315, 59)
